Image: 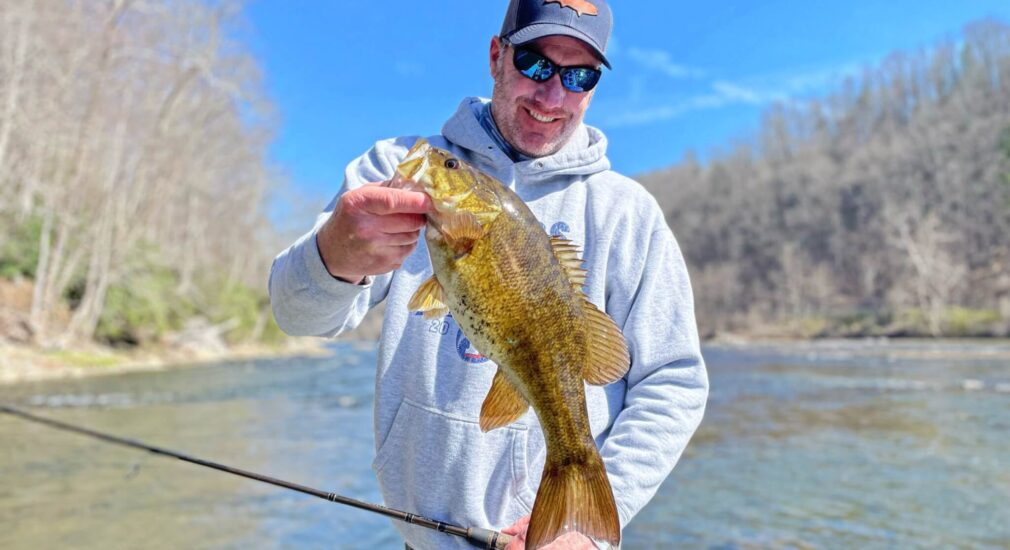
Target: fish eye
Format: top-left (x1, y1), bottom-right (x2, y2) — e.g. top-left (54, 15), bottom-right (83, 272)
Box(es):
top-left (444, 158), bottom-right (459, 170)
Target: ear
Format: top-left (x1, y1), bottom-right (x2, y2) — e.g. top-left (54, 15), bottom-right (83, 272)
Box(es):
top-left (489, 36), bottom-right (503, 79)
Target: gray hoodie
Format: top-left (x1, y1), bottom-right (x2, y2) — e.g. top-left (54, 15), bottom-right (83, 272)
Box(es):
top-left (269, 97), bottom-right (708, 549)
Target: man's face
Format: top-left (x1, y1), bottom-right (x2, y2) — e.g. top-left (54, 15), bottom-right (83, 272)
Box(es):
top-left (489, 35), bottom-right (600, 158)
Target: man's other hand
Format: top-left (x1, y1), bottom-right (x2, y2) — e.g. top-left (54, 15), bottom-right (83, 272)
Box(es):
top-left (502, 515), bottom-right (600, 549)
top-left (316, 183), bottom-right (432, 283)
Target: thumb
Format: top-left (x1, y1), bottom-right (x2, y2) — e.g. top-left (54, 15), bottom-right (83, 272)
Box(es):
top-left (502, 515), bottom-right (530, 536)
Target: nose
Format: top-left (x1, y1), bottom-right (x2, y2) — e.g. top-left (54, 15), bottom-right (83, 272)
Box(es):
top-left (533, 73), bottom-right (566, 109)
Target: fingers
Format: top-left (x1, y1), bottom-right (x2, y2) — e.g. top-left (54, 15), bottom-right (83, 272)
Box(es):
top-left (500, 515), bottom-right (594, 549)
top-left (317, 184), bottom-right (431, 280)
top-left (338, 187), bottom-right (427, 239)
top-left (540, 532), bottom-right (594, 549)
top-left (377, 213), bottom-right (427, 234)
top-left (502, 515), bottom-right (530, 536)
top-left (346, 242), bottom-right (417, 276)
top-left (350, 185), bottom-right (432, 216)
top-left (379, 229), bottom-right (422, 246)
top-left (504, 532), bottom-right (526, 550)
top-left (370, 242), bottom-right (418, 270)
top-left (351, 216), bottom-right (423, 246)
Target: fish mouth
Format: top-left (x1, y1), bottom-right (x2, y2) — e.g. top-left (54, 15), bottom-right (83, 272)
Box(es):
top-left (387, 139), bottom-right (432, 192)
top-left (386, 170), bottom-right (427, 193)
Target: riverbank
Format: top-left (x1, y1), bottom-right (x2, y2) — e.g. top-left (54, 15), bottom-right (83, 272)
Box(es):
top-left (6, 333), bottom-right (1010, 387)
top-left (0, 338), bottom-right (333, 385)
top-left (707, 334), bottom-right (1010, 361)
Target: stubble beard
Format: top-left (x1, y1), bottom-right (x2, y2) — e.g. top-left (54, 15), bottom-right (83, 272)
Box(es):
top-left (490, 72), bottom-right (582, 159)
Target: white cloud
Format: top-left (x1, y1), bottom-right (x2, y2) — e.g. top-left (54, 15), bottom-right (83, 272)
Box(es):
top-left (625, 46), bottom-right (706, 79)
top-left (710, 81), bottom-right (766, 104)
top-left (777, 61), bottom-right (866, 94)
top-left (602, 93), bottom-right (730, 127)
top-left (601, 55), bottom-right (870, 128)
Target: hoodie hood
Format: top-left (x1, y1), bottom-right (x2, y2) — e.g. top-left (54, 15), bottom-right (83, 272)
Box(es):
top-left (441, 97), bottom-right (611, 184)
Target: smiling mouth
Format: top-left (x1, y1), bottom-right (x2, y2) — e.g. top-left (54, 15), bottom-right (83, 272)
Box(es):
top-left (525, 107), bottom-right (561, 124)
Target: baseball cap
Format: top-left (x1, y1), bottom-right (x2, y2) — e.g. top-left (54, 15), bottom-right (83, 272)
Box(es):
top-left (499, 0), bottom-right (613, 69)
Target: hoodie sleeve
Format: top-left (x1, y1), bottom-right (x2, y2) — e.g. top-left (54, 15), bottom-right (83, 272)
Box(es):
top-left (597, 202), bottom-right (710, 528)
top-left (268, 137), bottom-right (416, 337)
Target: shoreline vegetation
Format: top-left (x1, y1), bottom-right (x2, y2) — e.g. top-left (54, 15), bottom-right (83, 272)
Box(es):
top-left (2, 6), bottom-right (1009, 385)
top-left (5, 331), bottom-right (1010, 387)
top-left (3, 289), bottom-right (1009, 386)
top-left (5, 291), bottom-right (1010, 387)
top-left (639, 21), bottom-right (1010, 338)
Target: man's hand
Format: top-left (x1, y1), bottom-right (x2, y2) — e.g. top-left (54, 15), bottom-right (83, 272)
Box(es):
top-left (316, 183), bottom-right (432, 283)
top-left (502, 515), bottom-right (599, 549)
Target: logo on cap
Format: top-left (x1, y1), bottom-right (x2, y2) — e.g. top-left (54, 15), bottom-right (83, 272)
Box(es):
top-left (544, 0), bottom-right (598, 17)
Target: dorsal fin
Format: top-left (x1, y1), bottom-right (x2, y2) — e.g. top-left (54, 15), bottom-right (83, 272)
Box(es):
top-left (549, 236), bottom-right (588, 291)
top-left (548, 236), bottom-right (629, 385)
top-left (582, 299), bottom-right (630, 386)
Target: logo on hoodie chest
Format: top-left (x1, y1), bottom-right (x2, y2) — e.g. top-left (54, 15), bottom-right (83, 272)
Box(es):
top-left (413, 311), bottom-right (490, 364)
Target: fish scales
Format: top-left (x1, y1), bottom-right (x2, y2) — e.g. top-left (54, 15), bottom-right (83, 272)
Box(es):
top-left (431, 190), bottom-right (594, 455)
top-left (391, 139), bottom-right (629, 549)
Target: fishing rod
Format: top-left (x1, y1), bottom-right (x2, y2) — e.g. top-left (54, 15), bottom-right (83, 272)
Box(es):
top-left (0, 403), bottom-right (511, 549)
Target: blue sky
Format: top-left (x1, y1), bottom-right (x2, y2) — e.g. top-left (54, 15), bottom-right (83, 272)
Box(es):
top-left (243, 1), bottom-right (1010, 211)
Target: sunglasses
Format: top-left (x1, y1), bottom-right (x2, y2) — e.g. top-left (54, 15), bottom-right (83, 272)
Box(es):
top-left (511, 45), bottom-right (602, 93)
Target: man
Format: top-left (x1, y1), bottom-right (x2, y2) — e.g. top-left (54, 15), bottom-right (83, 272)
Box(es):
top-left (269, 1), bottom-right (708, 548)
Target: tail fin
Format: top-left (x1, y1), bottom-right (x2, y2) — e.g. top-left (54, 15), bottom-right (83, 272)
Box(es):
top-left (525, 454), bottom-right (621, 550)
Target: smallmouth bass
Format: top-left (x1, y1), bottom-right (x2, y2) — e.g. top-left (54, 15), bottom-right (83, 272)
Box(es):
top-left (389, 139), bottom-right (630, 549)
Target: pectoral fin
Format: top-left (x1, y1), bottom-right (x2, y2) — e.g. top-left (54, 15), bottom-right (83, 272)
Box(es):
top-left (439, 210), bottom-right (484, 255)
top-left (582, 300), bottom-right (631, 386)
top-left (479, 369), bottom-right (530, 432)
top-left (408, 275), bottom-right (450, 319)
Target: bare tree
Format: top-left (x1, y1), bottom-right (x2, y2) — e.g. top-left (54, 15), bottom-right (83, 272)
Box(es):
top-left (643, 19), bottom-right (1010, 337)
top-left (0, 0), bottom-right (279, 346)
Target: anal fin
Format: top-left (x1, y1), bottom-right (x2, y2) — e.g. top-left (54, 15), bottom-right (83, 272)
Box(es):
top-left (479, 369), bottom-right (530, 432)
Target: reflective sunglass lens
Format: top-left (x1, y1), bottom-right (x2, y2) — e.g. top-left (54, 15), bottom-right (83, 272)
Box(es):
top-left (512, 46), bottom-right (601, 92)
top-left (514, 49), bottom-right (553, 81)
top-left (561, 69), bottom-right (595, 92)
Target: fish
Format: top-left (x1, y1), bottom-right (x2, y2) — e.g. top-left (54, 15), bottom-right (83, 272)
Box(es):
top-left (545, 0), bottom-right (600, 17)
top-left (389, 138), bottom-right (630, 549)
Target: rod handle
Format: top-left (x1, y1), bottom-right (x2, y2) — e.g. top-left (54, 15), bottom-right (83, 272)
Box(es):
top-left (466, 527), bottom-right (512, 549)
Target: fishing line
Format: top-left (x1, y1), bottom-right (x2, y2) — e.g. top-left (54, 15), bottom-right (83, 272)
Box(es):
top-left (0, 403), bottom-right (510, 549)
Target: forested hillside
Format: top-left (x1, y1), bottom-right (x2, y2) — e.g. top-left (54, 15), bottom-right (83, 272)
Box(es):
top-left (3, 3), bottom-right (1008, 349)
top-left (0, 0), bottom-right (285, 348)
top-left (641, 20), bottom-right (1010, 338)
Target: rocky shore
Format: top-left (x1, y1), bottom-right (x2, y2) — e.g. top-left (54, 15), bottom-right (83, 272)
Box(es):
top-left (0, 338), bottom-right (332, 385)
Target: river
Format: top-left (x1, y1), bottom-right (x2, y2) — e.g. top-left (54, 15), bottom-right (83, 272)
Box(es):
top-left (1, 340), bottom-right (1008, 549)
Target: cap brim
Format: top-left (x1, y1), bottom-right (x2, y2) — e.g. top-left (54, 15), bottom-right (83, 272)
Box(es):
top-left (506, 23), bottom-right (611, 69)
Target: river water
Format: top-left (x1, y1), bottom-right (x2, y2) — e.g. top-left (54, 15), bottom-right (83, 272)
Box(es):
top-left (1, 340), bottom-right (1008, 549)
